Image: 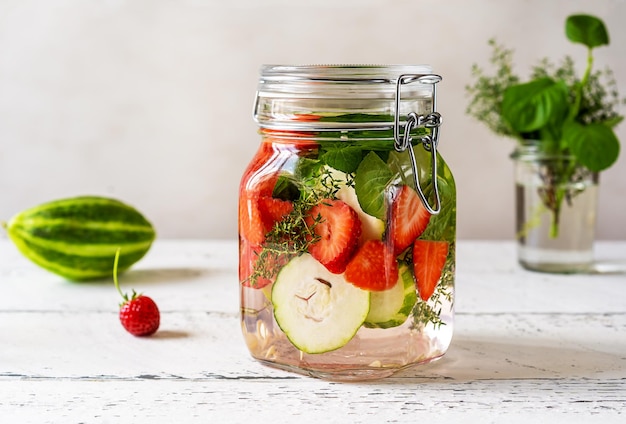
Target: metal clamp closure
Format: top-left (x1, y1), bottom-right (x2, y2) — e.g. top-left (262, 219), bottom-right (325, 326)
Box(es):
top-left (393, 74), bottom-right (443, 215)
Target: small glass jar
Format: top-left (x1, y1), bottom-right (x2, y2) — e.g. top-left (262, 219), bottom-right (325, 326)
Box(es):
top-left (512, 140), bottom-right (598, 273)
top-left (239, 65), bottom-right (456, 380)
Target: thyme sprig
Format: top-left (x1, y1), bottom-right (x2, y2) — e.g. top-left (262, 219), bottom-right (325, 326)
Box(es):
top-left (465, 39), bottom-right (520, 138)
top-left (245, 166), bottom-right (345, 287)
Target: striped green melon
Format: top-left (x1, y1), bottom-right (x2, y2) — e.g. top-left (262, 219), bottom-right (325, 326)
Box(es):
top-left (3, 196), bottom-right (155, 281)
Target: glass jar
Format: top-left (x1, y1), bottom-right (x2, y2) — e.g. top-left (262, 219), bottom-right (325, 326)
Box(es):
top-left (512, 140), bottom-right (599, 273)
top-left (239, 65), bottom-right (456, 380)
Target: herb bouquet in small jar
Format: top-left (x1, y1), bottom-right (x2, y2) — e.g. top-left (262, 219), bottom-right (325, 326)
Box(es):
top-left (466, 14), bottom-right (624, 273)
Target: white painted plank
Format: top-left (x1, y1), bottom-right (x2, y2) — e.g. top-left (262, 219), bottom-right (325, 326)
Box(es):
top-left (0, 239), bottom-right (241, 314)
top-left (1, 310), bottom-right (624, 380)
top-left (455, 241), bottom-right (626, 314)
top-left (1, 240), bottom-right (625, 422)
top-left (0, 378), bottom-right (624, 424)
top-left (1, 240), bottom-right (625, 314)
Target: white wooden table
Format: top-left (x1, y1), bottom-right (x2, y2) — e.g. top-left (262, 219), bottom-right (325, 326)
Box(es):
top-left (1, 239), bottom-right (625, 423)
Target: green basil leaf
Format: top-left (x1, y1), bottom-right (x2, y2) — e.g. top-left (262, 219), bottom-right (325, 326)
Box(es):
top-left (319, 146), bottom-right (362, 173)
top-left (354, 151), bottom-right (394, 220)
top-left (419, 176), bottom-right (456, 243)
top-left (501, 78), bottom-right (570, 133)
top-left (603, 115), bottom-right (624, 129)
top-left (564, 122), bottom-right (620, 172)
top-left (294, 157), bottom-right (323, 181)
top-left (565, 14), bottom-right (609, 48)
top-left (272, 175), bottom-right (301, 201)
top-left (271, 158), bottom-right (324, 200)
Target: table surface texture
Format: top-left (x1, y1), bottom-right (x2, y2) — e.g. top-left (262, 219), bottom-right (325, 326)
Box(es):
top-left (1, 239), bottom-right (625, 423)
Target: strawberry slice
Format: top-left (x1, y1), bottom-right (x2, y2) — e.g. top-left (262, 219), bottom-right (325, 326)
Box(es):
top-left (389, 185), bottom-right (431, 255)
top-left (412, 240), bottom-right (449, 301)
top-left (239, 195), bottom-right (266, 246)
top-left (344, 240), bottom-right (399, 291)
top-left (239, 143), bottom-right (280, 247)
top-left (240, 195), bottom-right (293, 247)
top-left (239, 239), bottom-right (253, 282)
top-left (258, 197), bottom-right (293, 230)
top-left (254, 174), bottom-right (281, 198)
top-left (240, 240), bottom-right (286, 289)
top-left (305, 199), bottom-right (361, 274)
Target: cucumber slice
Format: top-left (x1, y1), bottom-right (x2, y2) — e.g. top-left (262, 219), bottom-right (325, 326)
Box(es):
top-left (364, 264), bottom-right (417, 329)
top-left (272, 254), bottom-right (370, 354)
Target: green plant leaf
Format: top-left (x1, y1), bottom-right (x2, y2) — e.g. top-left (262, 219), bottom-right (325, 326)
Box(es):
top-left (294, 157), bottom-right (323, 181)
top-left (603, 115), bottom-right (624, 129)
top-left (501, 78), bottom-right (570, 133)
top-left (272, 175), bottom-right (301, 201)
top-left (354, 151), bottom-right (394, 220)
top-left (319, 146), bottom-right (362, 174)
top-left (419, 176), bottom-right (456, 243)
top-left (564, 122), bottom-right (620, 171)
top-left (565, 15), bottom-right (609, 48)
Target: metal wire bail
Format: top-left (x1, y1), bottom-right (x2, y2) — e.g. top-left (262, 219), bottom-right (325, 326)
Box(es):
top-left (393, 74), bottom-right (443, 215)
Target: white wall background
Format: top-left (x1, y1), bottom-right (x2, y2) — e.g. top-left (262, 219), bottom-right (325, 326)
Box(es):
top-left (1, 0), bottom-right (625, 240)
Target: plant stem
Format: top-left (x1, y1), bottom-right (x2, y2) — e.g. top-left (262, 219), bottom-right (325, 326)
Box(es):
top-left (549, 188), bottom-right (563, 238)
top-left (548, 47), bottom-right (594, 238)
top-left (113, 247), bottom-right (126, 300)
top-left (570, 47), bottom-right (594, 122)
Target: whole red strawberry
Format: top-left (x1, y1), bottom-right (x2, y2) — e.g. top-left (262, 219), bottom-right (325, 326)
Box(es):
top-left (113, 249), bottom-right (160, 336)
top-left (119, 293), bottom-right (160, 336)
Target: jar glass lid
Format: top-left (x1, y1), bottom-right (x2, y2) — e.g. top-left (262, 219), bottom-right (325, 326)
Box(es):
top-left (254, 64), bottom-right (441, 131)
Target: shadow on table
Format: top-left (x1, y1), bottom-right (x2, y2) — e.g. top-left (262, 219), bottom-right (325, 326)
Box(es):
top-left (119, 267), bottom-right (219, 285)
top-left (152, 329), bottom-right (190, 339)
top-left (388, 335), bottom-right (625, 383)
top-left (79, 267), bottom-right (226, 286)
